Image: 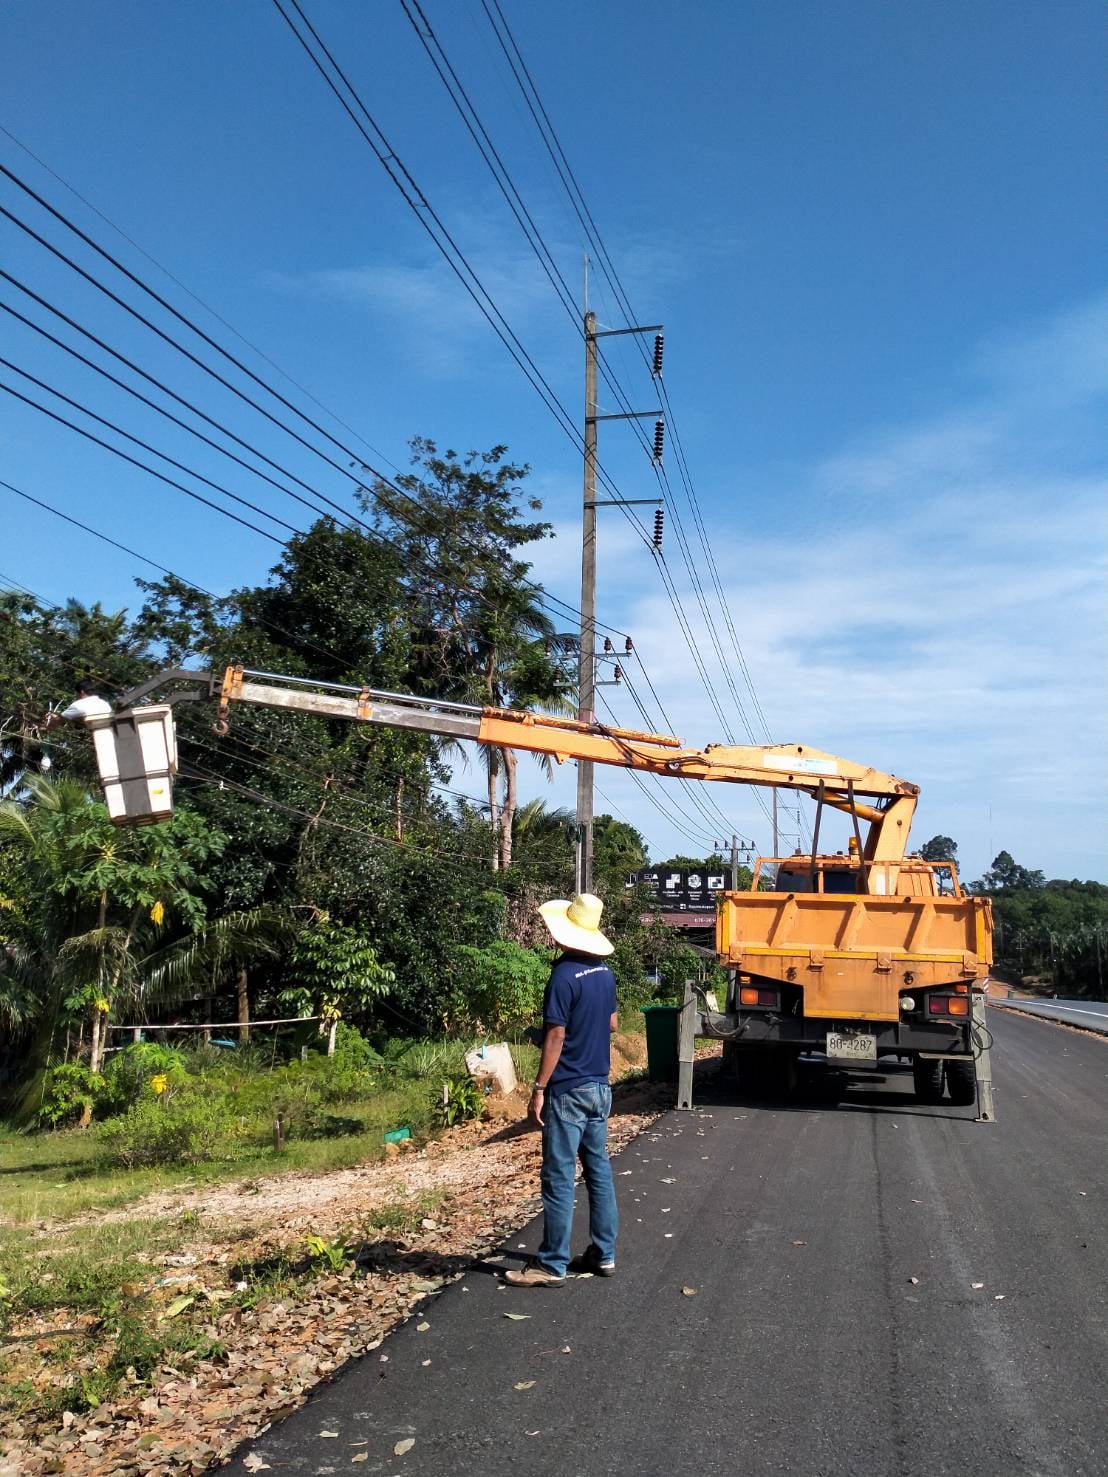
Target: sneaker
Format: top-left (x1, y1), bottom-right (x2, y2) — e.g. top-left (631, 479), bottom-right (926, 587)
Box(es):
top-left (503, 1264), bottom-right (566, 1288)
top-left (569, 1244), bottom-right (616, 1277)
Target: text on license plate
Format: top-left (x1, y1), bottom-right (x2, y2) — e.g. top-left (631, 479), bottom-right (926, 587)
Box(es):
top-left (826, 1031), bottom-right (877, 1062)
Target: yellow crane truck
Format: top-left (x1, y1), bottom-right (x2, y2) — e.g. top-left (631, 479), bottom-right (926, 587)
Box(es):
top-left (86, 666), bottom-right (995, 1118)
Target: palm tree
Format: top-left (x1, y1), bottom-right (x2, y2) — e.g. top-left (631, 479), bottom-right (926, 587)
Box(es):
top-left (0, 774), bottom-right (230, 1084)
top-left (510, 799), bottom-right (576, 879)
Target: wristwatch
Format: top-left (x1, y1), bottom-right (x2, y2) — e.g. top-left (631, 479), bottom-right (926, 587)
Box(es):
top-left (533, 1082), bottom-right (547, 1091)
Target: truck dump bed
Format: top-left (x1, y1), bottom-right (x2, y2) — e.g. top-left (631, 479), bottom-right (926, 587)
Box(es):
top-left (716, 887), bottom-right (993, 1022)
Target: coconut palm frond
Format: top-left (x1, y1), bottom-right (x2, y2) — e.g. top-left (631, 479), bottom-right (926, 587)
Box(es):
top-left (142, 907), bottom-right (294, 1005)
top-left (0, 801), bottom-right (35, 842)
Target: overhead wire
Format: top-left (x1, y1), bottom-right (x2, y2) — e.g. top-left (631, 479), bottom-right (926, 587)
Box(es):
top-left (1, 357), bottom-right (302, 537)
top-left (0, 123), bottom-right (402, 477)
top-left (1, 46), bottom-right (744, 851)
top-left (266, 0), bottom-right (748, 849)
top-left (0, 216), bottom-right (636, 644)
top-left (0, 379), bottom-right (284, 545)
top-left (391, 0), bottom-right (766, 840)
top-left (477, 0), bottom-right (785, 837)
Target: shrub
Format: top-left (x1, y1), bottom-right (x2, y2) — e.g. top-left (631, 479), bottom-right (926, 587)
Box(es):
top-left (37, 1064), bottom-right (110, 1128)
top-left (446, 941), bottom-right (549, 1034)
top-left (658, 944), bottom-right (705, 1001)
top-left (440, 1075), bottom-right (485, 1126)
top-left (101, 1043), bottom-right (188, 1114)
top-left (313, 1023), bottom-right (382, 1103)
top-left (610, 939), bottom-right (656, 1012)
top-left (96, 1089), bottom-right (244, 1168)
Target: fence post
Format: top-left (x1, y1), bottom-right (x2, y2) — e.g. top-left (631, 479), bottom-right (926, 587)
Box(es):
top-left (973, 990), bottom-right (996, 1123)
top-left (677, 979), bottom-right (697, 1110)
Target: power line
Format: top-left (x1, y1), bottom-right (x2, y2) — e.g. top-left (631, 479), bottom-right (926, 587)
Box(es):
top-left (477, 0), bottom-right (782, 825)
top-left (402, 3), bottom-right (766, 809)
top-left (0, 123), bottom-right (402, 477)
top-left (0, 378), bottom-right (284, 544)
top-left (0, 257), bottom-right (634, 645)
top-left (0, 163), bottom-right (406, 497)
top-left (1, 357), bottom-right (303, 537)
top-left (0, 287), bottom-right (369, 530)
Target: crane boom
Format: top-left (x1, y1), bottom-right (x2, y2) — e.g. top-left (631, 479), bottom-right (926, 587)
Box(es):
top-left (214, 666), bottom-right (918, 872)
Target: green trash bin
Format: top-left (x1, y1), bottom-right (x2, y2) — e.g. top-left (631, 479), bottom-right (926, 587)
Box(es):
top-left (641, 1003), bottom-right (681, 1082)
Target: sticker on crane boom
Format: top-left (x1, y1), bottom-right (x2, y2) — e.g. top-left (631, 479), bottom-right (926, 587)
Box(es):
top-left (762, 753), bottom-right (839, 776)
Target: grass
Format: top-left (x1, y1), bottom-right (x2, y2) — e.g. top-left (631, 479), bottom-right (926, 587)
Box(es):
top-left (0, 1036), bottom-right (541, 1227)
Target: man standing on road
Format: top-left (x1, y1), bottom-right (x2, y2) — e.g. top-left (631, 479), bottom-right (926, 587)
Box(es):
top-left (505, 893), bottom-right (619, 1289)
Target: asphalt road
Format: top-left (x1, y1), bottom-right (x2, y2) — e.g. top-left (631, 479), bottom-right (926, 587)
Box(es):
top-left (992, 997), bottom-right (1108, 1035)
top-left (227, 1010), bottom-right (1107, 1477)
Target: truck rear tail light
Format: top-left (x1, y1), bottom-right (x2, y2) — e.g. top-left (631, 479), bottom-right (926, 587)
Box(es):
top-left (740, 986), bottom-right (779, 1008)
top-left (928, 996), bottom-right (969, 1016)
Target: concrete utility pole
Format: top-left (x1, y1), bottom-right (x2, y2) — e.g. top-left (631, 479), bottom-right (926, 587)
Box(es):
top-left (572, 264), bottom-right (665, 894)
top-left (575, 308), bottom-right (599, 894)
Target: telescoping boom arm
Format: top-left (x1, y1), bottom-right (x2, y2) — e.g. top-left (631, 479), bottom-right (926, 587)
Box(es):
top-left (212, 666), bottom-right (919, 872)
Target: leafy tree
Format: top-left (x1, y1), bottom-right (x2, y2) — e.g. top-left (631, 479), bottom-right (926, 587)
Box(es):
top-left (445, 939), bottom-right (550, 1034)
top-left (654, 853), bottom-right (730, 874)
top-left (282, 916), bottom-right (395, 1043)
top-left (0, 775), bottom-right (224, 1077)
top-left (0, 591), bottom-right (152, 790)
top-left (593, 815), bottom-right (647, 890)
top-left (919, 835), bottom-right (958, 862)
top-left (359, 439), bottom-right (572, 868)
top-left (509, 799), bottom-right (575, 881)
top-left (919, 835), bottom-right (959, 894)
top-left (971, 850), bottom-right (1046, 893)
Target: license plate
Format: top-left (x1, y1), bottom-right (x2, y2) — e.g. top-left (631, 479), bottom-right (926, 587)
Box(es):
top-left (826, 1031), bottom-right (877, 1062)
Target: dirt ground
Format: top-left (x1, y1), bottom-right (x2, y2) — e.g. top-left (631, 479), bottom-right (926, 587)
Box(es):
top-left (0, 1060), bottom-right (681, 1477)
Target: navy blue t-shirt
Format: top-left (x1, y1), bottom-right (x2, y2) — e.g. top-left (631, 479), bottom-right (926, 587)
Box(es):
top-left (542, 952), bottom-right (617, 1094)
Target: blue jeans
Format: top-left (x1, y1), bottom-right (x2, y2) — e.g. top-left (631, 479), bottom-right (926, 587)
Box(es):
top-left (536, 1081), bottom-right (618, 1278)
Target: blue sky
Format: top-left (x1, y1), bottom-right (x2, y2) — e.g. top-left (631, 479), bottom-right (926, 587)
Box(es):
top-left (2, 0), bottom-right (1104, 881)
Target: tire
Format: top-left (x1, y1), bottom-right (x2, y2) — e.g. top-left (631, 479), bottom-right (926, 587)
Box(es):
top-left (912, 1058), bottom-right (945, 1105)
top-left (945, 1059), bottom-right (977, 1107)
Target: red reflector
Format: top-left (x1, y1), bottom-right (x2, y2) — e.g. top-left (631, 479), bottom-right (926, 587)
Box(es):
top-left (757, 989), bottom-right (779, 1007)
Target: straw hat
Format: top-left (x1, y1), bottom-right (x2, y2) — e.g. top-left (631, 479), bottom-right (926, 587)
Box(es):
top-left (538, 893), bottom-right (614, 956)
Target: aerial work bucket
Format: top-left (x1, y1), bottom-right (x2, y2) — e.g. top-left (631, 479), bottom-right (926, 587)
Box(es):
top-left (87, 706), bottom-right (177, 825)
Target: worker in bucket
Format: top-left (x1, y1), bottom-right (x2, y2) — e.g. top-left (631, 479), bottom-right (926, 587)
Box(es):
top-left (505, 893), bottom-right (619, 1288)
top-left (44, 677), bottom-right (112, 729)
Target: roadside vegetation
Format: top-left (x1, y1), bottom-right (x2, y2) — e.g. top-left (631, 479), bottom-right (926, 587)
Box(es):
top-left (0, 439), bottom-right (715, 1445)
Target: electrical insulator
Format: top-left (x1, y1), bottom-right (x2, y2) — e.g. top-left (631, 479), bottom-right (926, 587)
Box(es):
top-left (652, 508), bottom-right (664, 548)
top-left (624, 636), bottom-right (634, 654)
top-left (652, 419), bottom-right (665, 462)
top-left (613, 664), bottom-right (622, 684)
top-left (652, 334), bottom-right (664, 376)
top-left (603, 636), bottom-right (613, 653)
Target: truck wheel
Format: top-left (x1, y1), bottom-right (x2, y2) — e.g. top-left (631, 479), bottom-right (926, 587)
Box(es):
top-left (945, 1060), bottom-right (977, 1107)
top-left (912, 1058), bottom-right (945, 1104)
